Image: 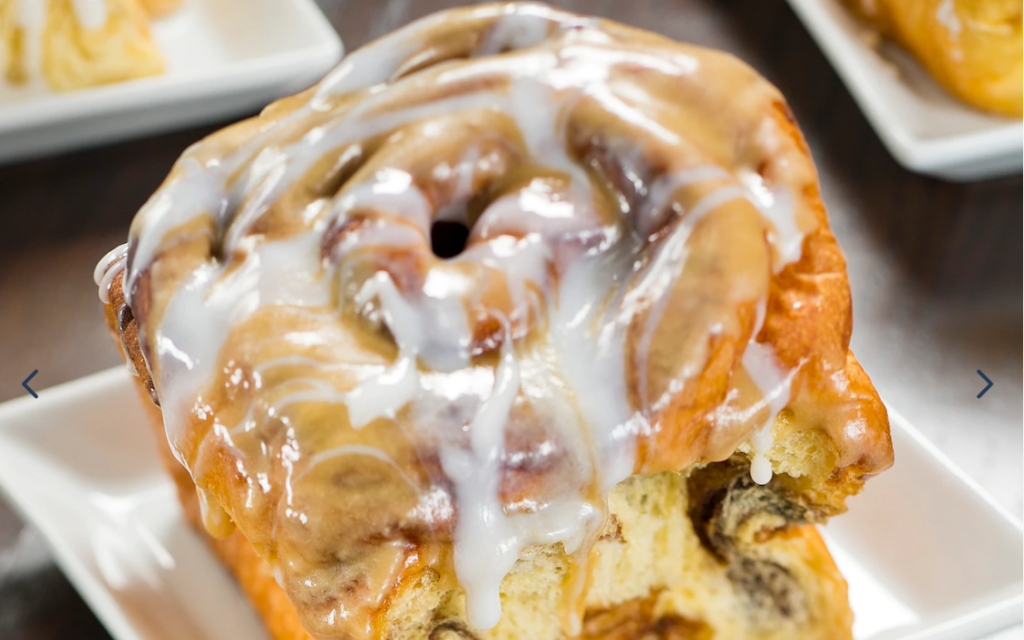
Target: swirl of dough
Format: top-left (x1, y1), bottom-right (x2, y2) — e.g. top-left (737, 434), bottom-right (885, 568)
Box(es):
top-left (101, 4), bottom-right (892, 637)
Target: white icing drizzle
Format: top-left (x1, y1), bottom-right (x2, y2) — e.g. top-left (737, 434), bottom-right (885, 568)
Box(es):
top-left (935, 0), bottom-right (964, 61)
top-left (631, 183), bottom-right (750, 414)
top-left (551, 250), bottom-right (640, 493)
top-left (441, 334), bottom-right (522, 629)
top-left (155, 232), bottom-right (331, 457)
top-left (93, 242), bottom-right (128, 285)
top-left (742, 339), bottom-right (798, 486)
top-left (96, 5), bottom-right (824, 635)
top-left (301, 444), bottom-right (422, 492)
top-left (476, 4), bottom-right (558, 57)
top-left (10, 0), bottom-right (112, 84)
top-left (94, 242), bottom-right (128, 304)
top-left (742, 171), bottom-right (803, 272)
top-left (343, 273), bottom-right (426, 428)
top-left (936, 0), bottom-right (963, 39)
top-left (14, 0), bottom-right (47, 79)
top-left (69, 0), bottom-right (108, 31)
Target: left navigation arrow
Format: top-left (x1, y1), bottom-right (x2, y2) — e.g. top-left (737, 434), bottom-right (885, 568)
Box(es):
top-left (22, 370), bottom-right (39, 398)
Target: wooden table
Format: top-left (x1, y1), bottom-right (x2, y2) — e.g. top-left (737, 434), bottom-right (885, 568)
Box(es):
top-left (1, 1), bottom-right (1020, 638)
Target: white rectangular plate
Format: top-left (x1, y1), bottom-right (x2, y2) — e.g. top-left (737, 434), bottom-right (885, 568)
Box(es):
top-left (0, 368), bottom-right (1020, 640)
top-left (0, 0), bottom-right (342, 165)
top-left (784, 0), bottom-right (1023, 181)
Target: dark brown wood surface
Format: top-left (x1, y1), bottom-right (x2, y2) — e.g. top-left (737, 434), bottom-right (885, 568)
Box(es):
top-left (0, 1), bottom-right (1020, 638)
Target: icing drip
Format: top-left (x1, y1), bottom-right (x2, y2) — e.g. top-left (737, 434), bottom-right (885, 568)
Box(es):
top-left (343, 273), bottom-right (425, 428)
top-left (935, 0), bottom-right (964, 61)
top-left (154, 232), bottom-right (331, 455)
top-left (94, 242), bottom-right (128, 304)
top-left (14, 0), bottom-right (47, 79)
top-left (742, 339), bottom-right (798, 486)
top-left (441, 336), bottom-right (522, 629)
top-left (551, 240), bottom-right (642, 493)
top-left (936, 0), bottom-right (963, 40)
top-left (742, 170), bottom-right (804, 272)
top-left (476, 5), bottom-right (559, 57)
top-left (92, 5), bottom-right (885, 638)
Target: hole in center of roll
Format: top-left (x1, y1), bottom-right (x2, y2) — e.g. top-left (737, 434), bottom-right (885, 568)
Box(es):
top-left (430, 220), bottom-right (470, 258)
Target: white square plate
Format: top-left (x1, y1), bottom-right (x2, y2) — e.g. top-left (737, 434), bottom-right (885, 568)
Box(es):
top-left (0, 368), bottom-right (1020, 640)
top-left (0, 0), bottom-right (342, 165)
top-left (784, 0), bottom-right (1023, 181)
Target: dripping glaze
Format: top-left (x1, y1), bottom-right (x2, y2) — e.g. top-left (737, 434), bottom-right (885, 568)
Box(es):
top-left (96, 4), bottom-right (884, 638)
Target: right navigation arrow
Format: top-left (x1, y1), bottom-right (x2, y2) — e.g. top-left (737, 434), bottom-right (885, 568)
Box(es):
top-left (976, 370), bottom-right (993, 399)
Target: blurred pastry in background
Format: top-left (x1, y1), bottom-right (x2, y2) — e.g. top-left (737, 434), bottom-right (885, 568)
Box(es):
top-left (137, 0), bottom-right (181, 17)
top-left (841, 0), bottom-right (1022, 116)
top-left (0, 0), bottom-right (180, 91)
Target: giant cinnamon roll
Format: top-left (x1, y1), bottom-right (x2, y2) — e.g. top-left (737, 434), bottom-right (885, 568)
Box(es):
top-left (96, 4), bottom-right (893, 639)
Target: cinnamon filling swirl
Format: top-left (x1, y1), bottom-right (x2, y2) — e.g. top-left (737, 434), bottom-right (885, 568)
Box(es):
top-left (95, 4), bottom-right (892, 638)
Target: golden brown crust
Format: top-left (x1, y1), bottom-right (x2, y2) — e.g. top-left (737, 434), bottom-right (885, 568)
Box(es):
top-left (107, 276), bottom-right (315, 640)
top-left (134, 378), bottom-right (316, 640)
top-left (105, 278), bottom-right (306, 639)
top-left (635, 99), bottom-right (892, 493)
